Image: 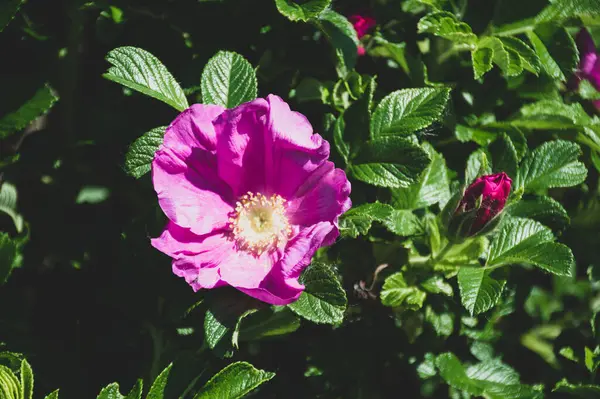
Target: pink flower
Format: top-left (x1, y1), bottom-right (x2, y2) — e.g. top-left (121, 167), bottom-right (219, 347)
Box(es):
top-left (349, 14), bottom-right (376, 57)
top-left (573, 28), bottom-right (600, 109)
top-left (349, 14), bottom-right (376, 39)
top-left (150, 95), bottom-right (351, 305)
top-left (450, 172), bottom-right (512, 237)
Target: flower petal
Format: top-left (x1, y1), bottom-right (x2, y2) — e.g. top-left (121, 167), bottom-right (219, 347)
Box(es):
top-left (286, 162), bottom-right (352, 227)
top-left (151, 225), bottom-right (233, 290)
top-left (236, 277), bottom-right (304, 306)
top-left (218, 250), bottom-right (275, 289)
top-left (214, 98), bottom-right (270, 196)
top-left (265, 95), bottom-right (331, 199)
top-left (279, 221), bottom-right (335, 279)
top-left (153, 104), bottom-right (235, 236)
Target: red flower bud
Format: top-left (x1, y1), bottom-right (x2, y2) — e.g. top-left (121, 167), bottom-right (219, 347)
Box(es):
top-left (349, 14), bottom-right (376, 39)
top-left (451, 172), bottom-right (512, 238)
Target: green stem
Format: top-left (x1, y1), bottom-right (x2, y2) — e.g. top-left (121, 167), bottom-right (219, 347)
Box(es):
top-left (431, 242), bottom-right (453, 265)
top-left (437, 44), bottom-right (473, 64)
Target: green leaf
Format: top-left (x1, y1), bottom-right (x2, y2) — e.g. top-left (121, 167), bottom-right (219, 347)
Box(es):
top-left (0, 183), bottom-right (23, 233)
top-left (124, 380), bottom-right (142, 399)
top-left (417, 353), bottom-right (437, 379)
top-left (391, 143), bottom-right (451, 210)
top-left (0, 0), bottom-right (24, 32)
top-left (0, 364), bottom-right (21, 399)
top-left (380, 272), bottom-right (426, 310)
top-left (516, 141), bottom-right (587, 191)
top-left (477, 37), bottom-right (522, 77)
top-left (351, 137), bottom-right (431, 188)
top-left (383, 209), bottom-right (422, 236)
top-left (421, 275), bottom-right (453, 296)
top-left (97, 383), bottom-right (127, 399)
top-left (579, 80), bottom-right (600, 100)
top-left (370, 88), bottom-right (450, 137)
top-left (436, 353), bottom-right (483, 395)
top-left (20, 360), bottom-right (33, 399)
top-left (370, 37), bottom-right (409, 73)
top-left (458, 267), bottom-right (506, 316)
top-left (201, 51), bottom-right (257, 108)
top-left (425, 306), bottom-right (454, 337)
top-left (465, 149), bottom-right (491, 183)
top-left (417, 11), bottom-right (477, 46)
top-left (316, 10), bottom-right (359, 77)
top-left (147, 363), bottom-right (172, 399)
top-left (489, 134), bottom-right (518, 179)
top-left (338, 202), bottom-right (394, 238)
top-left (553, 379), bottom-right (600, 399)
top-left (0, 233), bottom-right (18, 285)
top-left (512, 100), bottom-right (590, 130)
top-left (506, 196), bottom-right (569, 229)
top-left (195, 362), bottom-right (274, 399)
top-left (487, 217), bottom-right (573, 276)
top-left (472, 47), bottom-right (494, 79)
top-left (526, 31), bottom-right (564, 81)
top-left (498, 37), bottom-right (541, 76)
top-left (75, 186), bottom-right (110, 204)
top-left (536, 0), bottom-right (600, 24)
top-left (44, 390), bottom-right (60, 399)
top-left (124, 126), bottom-right (166, 178)
top-left (103, 47), bottom-right (189, 111)
top-left (204, 290), bottom-right (259, 350)
top-left (274, 0), bottom-right (330, 22)
top-left (238, 307), bottom-right (300, 341)
top-left (288, 263), bottom-right (347, 325)
top-left (0, 84), bottom-right (58, 139)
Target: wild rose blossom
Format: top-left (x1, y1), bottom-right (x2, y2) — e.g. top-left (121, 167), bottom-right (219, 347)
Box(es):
top-left (349, 14), bottom-right (376, 56)
top-left (150, 95), bottom-right (351, 305)
top-left (572, 28), bottom-right (600, 109)
top-left (449, 172), bottom-right (512, 238)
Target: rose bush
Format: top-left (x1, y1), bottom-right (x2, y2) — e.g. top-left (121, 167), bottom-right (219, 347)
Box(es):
top-left (0, 0), bottom-right (599, 398)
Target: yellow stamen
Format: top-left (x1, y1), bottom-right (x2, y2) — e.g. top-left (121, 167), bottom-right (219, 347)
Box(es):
top-left (228, 192), bottom-right (292, 256)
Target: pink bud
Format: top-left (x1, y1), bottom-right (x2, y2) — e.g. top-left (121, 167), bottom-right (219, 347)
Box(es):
top-left (349, 14), bottom-right (376, 39)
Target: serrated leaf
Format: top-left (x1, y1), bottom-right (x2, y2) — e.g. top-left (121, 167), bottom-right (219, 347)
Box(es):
top-left (536, 0), bottom-right (600, 24)
top-left (201, 51), bottom-right (257, 108)
top-left (0, 183), bottom-right (23, 233)
top-left (124, 380), bottom-right (142, 399)
top-left (0, 84), bottom-right (58, 139)
top-left (516, 141), bottom-right (587, 191)
top-left (194, 362), bottom-right (274, 399)
top-left (44, 390), bottom-right (60, 399)
top-left (417, 11), bottom-right (477, 46)
top-left (489, 134), bottom-right (518, 179)
top-left (0, 0), bottom-right (24, 32)
top-left (465, 149), bottom-right (492, 183)
top-left (288, 263), bottom-right (347, 325)
top-left (472, 47), bottom-right (494, 79)
top-left (125, 126), bottom-right (166, 178)
top-left (512, 100), bottom-right (590, 130)
top-left (436, 353), bottom-right (483, 394)
top-left (351, 137), bottom-right (431, 188)
top-left (0, 233), bottom-right (18, 285)
top-left (458, 267), bottom-right (506, 315)
top-left (553, 379), bottom-right (600, 399)
top-left (338, 202), bottom-right (394, 238)
top-left (391, 143), bottom-right (451, 210)
top-left (499, 37), bottom-right (541, 76)
top-left (97, 383), bottom-right (127, 399)
top-left (103, 47), bottom-right (188, 111)
top-left (417, 353), bottom-right (437, 379)
top-left (204, 290), bottom-right (260, 350)
top-left (147, 363), bottom-right (172, 399)
top-left (421, 275), bottom-right (453, 296)
top-left (274, 0), bottom-right (330, 22)
top-left (0, 364), bottom-right (21, 399)
top-left (20, 360), bottom-right (33, 399)
top-left (478, 37), bottom-right (522, 77)
top-left (316, 10), bottom-right (359, 77)
top-left (370, 88), bottom-right (450, 137)
top-left (506, 196), bottom-right (569, 229)
top-left (425, 306), bottom-right (454, 337)
top-left (380, 272), bottom-right (426, 309)
top-left (487, 217), bottom-right (573, 276)
top-left (526, 31), bottom-right (564, 81)
top-left (383, 209), bottom-right (422, 236)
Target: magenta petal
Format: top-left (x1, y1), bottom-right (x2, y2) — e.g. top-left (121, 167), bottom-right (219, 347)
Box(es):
top-left (214, 98), bottom-right (270, 196)
top-left (577, 29), bottom-right (597, 65)
top-left (218, 251), bottom-right (275, 289)
top-left (152, 226), bottom-right (233, 290)
top-left (287, 162), bottom-right (352, 227)
top-left (279, 221), bottom-right (335, 280)
top-left (236, 277), bottom-right (303, 305)
top-left (265, 95), bottom-right (331, 198)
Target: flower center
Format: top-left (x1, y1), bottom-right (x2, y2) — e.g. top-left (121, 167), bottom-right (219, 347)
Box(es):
top-left (228, 192), bottom-right (291, 255)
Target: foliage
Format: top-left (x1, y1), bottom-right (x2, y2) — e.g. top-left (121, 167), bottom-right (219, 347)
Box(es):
top-left (1, 0), bottom-right (600, 397)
